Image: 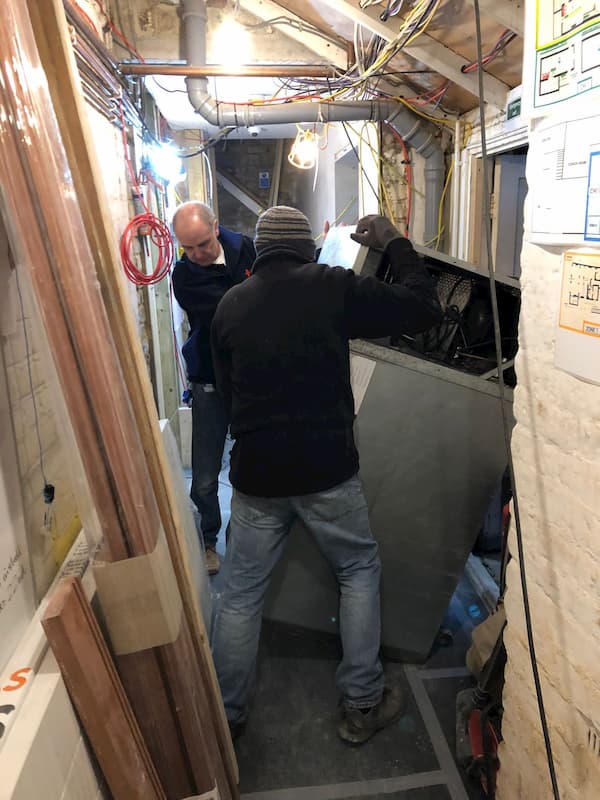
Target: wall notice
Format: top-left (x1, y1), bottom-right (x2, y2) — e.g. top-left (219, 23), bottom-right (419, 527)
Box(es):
top-left (534, 2), bottom-right (600, 109)
top-left (584, 150), bottom-right (600, 240)
top-left (529, 113), bottom-right (600, 244)
top-left (555, 251), bottom-right (600, 384)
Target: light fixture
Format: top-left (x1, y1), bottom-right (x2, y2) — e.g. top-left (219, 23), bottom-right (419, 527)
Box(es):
top-left (288, 127), bottom-right (320, 170)
top-left (146, 142), bottom-right (184, 183)
top-left (213, 17), bottom-right (251, 67)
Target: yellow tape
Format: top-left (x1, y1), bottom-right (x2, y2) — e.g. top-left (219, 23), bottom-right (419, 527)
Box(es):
top-left (93, 526), bottom-right (183, 655)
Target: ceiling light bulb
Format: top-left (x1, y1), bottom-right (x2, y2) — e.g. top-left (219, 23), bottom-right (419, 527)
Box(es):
top-left (213, 18), bottom-right (251, 67)
top-left (288, 128), bottom-right (319, 170)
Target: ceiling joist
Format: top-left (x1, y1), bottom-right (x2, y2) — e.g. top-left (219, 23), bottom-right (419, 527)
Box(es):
top-left (314, 0), bottom-right (510, 109)
top-left (473, 0), bottom-right (525, 38)
top-left (239, 0), bottom-right (349, 69)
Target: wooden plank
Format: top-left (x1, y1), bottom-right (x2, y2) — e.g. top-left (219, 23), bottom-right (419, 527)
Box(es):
top-left (1, 3), bottom-right (230, 797)
top-left (0, 7), bottom-right (195, 794)
top-left (41, 577), bottom-right (166, 800)
top-left (467, 155), bottom-right (484, 266)
top-left (26, 1), bottom-right (238, 795)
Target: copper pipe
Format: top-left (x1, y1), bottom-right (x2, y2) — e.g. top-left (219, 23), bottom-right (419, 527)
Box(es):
top-left (119, 62), bottom-right (337, 78)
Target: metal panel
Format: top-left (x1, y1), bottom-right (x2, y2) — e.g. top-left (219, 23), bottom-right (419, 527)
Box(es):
top-left (263, 341), bottom-right (512, 662)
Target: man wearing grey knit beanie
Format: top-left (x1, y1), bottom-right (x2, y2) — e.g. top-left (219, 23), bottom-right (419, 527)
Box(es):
top-left (211, 205), bottom-right (442, 745)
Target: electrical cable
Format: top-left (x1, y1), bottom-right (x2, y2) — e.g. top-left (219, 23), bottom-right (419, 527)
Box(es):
top-left (118, 100), bottom-right (174, 286)
top-left (434, 160), bottom-right (453, 249)
top-left (242, 15), bottom-right (342, 49)
top-left (120, 212), bottom-right (174, 285)
top-left (202, 150), bottom-right (214, 208)
top-left (472, 1), bottom-right (561, 797)
top-left (341, 121), bottom-right (380, 205)
top-left (461, 29), bottom-right (516, 74)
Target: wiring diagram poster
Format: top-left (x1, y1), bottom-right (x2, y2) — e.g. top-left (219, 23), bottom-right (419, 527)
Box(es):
top-left (555, 251), bottom-right (600, 384)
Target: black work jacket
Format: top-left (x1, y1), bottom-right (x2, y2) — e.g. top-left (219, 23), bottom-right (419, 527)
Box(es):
top-left (211, 242), bottom-right (441, 496)
top-left (172, 226), bottom-right (255, 383)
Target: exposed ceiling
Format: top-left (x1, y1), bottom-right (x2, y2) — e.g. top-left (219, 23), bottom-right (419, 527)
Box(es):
top-left (115, 0), bottom-right (524, 134)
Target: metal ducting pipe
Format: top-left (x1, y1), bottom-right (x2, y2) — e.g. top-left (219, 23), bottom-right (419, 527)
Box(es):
top-left (181, 0), bottom-right (444, 242)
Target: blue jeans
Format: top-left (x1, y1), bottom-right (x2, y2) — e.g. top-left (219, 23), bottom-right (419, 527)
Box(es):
top-left (190, 383), bottom-right (230, 549)
top-left (211, 474), bottom-right (384, 724)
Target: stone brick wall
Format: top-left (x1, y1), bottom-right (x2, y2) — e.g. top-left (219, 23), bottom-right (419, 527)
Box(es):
top-left (497, 223), bottom-right (600, 794)
top-left (215, 139), bottom-right (312, 236)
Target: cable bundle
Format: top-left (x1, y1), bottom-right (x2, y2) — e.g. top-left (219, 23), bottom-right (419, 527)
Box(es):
top-left (119, 212), bottom-right (174, 286)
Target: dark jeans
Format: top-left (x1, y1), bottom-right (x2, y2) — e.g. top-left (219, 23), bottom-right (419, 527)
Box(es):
top-left (190, 383), bottom-right (230, 549)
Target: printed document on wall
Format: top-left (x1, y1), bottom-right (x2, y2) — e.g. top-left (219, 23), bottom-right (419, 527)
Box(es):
top-left (533, 1), bottom-right (600, 111)
top-left (584, 150), bottom-right (600, 240)
top-left (555, 251), bottom-right (600, 385)
top-left (529, 113), bottom-right (600, 244)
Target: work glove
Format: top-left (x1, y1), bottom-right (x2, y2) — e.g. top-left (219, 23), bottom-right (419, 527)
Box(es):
top-left (351, 215), bottom-right (402, 251)
top-left (352, 215), bottom-right (423, 283)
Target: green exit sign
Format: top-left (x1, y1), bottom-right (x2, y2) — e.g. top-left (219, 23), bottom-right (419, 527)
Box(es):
top-left (507, 97), bottom-right (521, 120)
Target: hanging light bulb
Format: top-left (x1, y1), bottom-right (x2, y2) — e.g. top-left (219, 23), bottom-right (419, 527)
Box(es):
top-left (288, 127), bottom-right (320, 170)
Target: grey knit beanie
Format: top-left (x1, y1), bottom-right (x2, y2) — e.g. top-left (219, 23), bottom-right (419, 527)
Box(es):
top-left (254, 205), bottom-right (316, 261)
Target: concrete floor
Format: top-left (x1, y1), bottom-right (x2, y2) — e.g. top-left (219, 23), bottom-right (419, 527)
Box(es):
top-left (230, 580), bottom-right (487, 800)
top-left (189, 439), bottom-right (490, 800)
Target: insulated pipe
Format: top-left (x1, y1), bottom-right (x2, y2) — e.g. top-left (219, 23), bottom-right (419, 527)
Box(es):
top-left (181, 0), bottom-right (445, 243)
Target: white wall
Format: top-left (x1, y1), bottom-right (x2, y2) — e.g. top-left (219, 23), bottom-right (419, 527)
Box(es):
top-left (494, 0), bottom-right (600, 794)
top-left (299, 122), bottom-right (380, 241)
top-left (497, 232), bottom-right (600, 799)
top-left (1, 650), bottom-right (107, 800)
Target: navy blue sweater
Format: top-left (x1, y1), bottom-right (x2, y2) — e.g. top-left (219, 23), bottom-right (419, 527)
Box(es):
top-left (211, 241), bottom-right (442, 496)
top-left (172, 226), bottom-right (255, 383)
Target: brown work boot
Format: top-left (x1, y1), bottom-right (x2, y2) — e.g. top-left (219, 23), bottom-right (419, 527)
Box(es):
top-left (338, 685), bottom-right (406, 745)
top-left (205, 547), bottom-right (220, 575)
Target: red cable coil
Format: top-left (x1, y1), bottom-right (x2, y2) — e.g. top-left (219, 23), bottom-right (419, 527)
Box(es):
top-left (119, 212), bottom-right (174, 286)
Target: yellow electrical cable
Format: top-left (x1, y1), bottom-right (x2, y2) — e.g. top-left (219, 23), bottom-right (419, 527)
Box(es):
top-left (315, 195), bottom-right (360, 242)
top-left (462, 121), bottom-right (473, 147)
top-left (237, 0), bottom-right (442, 110)
top-left (434, 160), bottom-right (453, 249)
top-left (380, 177), bottom-right (395, 220)
top-left (403, 0), bottom-right (442, 46)
top-left (347, 122), bottom-right (426, 201)
top-left (392, 95), bottom-right (455, 128)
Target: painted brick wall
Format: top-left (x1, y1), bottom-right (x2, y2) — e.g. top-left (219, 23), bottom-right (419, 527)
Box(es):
top-left (497, 231), bottom-right (600, 795)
